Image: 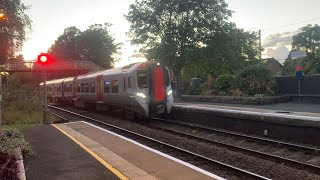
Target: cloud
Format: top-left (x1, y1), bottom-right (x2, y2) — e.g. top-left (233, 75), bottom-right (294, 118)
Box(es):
top-left (262, 31), bottom-right (296, 48)
top-left (265, 46), bottom-right (290, 60)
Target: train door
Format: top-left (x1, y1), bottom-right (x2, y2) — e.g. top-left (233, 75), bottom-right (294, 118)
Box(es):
top-left (96, 75), bottom-right (103, 101)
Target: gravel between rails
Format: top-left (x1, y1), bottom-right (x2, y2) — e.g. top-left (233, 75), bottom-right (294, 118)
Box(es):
top-left (50, 107), bottom-right (320, 180)
top-left (148, 120), bottom-right (320, 167)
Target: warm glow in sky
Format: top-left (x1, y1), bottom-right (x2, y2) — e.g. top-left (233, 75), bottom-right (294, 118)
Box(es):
top-left (21, 0), bottom-right (320, 65)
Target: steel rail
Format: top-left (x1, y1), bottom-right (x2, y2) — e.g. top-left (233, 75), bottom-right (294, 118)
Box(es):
top-left (146, 120), bottom-right (320, 175)
top-left (152, 118), bottom-right (320, 154)
top-left (49, 105), bottom-right (270, 180)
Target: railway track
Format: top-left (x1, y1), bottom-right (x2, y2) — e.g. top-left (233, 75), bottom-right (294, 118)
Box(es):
top-left (48, 105), bottom-right (270, 180)
top-left (147, 118), bottom-right (320, 175)
top-left (152, 117), bottom-right (320, 154)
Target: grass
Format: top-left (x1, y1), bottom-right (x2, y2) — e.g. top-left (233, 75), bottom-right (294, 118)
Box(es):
top-left (1, 110), bottom-right (43, 130)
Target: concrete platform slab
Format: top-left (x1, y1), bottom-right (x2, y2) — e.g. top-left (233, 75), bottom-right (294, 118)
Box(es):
top-left (55, 121), bottom-right (223, 180)
top-left (22, 125), bottom-right (119, 180)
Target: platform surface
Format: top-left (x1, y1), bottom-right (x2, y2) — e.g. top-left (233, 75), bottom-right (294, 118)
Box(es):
top-left (23, 125), bottom-right (119, 180)
top-left (174, 101), bottom-right (320, 123)
top-left (53, 121), bottom-right (223, 180)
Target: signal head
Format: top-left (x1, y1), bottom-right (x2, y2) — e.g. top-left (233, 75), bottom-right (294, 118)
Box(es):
top-left (37, 53), bottom-right (51, 65)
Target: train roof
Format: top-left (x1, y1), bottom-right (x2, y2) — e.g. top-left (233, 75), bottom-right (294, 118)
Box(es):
top-left (39, 61), bottom-right (152, 85)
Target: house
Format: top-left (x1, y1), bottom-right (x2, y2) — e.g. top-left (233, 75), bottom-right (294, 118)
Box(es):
top-left (262, 58), bottom-right (284, 76)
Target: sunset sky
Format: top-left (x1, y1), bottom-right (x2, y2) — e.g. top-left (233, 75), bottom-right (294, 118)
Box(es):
top-left (21, 0), bottom-right (320, 66)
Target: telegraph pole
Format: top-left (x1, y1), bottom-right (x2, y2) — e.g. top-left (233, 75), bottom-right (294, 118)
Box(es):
top-left (259, 29), bottom-right (262, 60)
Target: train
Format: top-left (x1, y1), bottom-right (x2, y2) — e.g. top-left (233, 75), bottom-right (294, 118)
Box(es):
top-left (39, 61), bottom-right (174, 119)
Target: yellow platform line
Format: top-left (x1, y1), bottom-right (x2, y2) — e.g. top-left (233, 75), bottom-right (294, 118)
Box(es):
top-left (52, 124), bottom-right (129, 180)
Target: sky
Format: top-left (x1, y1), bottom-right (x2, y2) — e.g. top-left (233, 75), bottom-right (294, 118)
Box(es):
top-left (21, 0), bottom-right (320, 66)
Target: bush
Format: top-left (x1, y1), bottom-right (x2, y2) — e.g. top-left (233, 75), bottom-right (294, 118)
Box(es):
top-left (215, 74), bottom-right (236, 94)
top-left (236, 65), bottom-right (273, 96)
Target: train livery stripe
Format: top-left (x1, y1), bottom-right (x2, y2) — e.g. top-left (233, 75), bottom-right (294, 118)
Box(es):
top-left (154, 67), bottom-right (165, 102)
top-left (52, 124), bottom-right (129, 180)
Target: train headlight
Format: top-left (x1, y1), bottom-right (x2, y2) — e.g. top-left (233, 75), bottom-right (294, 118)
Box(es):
top-left (167, 89), bottom-right (172, 96)
top-left (137, 92), bottom-right (146, 99)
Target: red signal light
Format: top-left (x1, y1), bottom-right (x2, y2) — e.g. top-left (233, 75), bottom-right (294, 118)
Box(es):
top-left (37, 53), bottom-right (51, 65)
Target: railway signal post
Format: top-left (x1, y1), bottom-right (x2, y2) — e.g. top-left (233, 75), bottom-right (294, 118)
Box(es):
top-left (37, 53), bottom-right (50, 123)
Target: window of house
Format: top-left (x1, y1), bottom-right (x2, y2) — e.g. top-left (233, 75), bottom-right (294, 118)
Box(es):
top-left (111, 80), bottom-right (119, 93)
top-left (104, 81), bottom-right (110, 93)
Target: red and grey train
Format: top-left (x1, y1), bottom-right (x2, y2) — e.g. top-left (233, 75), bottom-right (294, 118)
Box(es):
top-left (40, 61), bottom-right (174, 118)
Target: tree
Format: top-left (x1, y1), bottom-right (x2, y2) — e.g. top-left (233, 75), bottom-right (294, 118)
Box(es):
top-left (49, 26), bottom-right (82, 61)
top-left (126, 0), bottom-right (232, 95)
top-left (182, 24), bottom-right (259, 80)
top-left (0, 0), bottom-right (31, 64)
top-left (79, 23), bottom-right (118, 69)
top-left (291, 24), bottom-right (320, 73)
top-left (49, 23), bottom-right (118, 69)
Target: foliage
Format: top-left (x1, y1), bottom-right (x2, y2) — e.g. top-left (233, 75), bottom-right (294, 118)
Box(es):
top-left (49, 23), bottom-right (119, 69)
top-left (2, 73), bottom-right (42, 126)
top-left (283, 58), bottom-right (306, 75)
top-left (126, 0), bottom-right (232, 95)
top-left (236, 65), bottom-right (273, 96)
top-left (183, 24), bottom-right (259, 80)
top-left (0, 151), bottom-right (19, 180)
top-left (291, 24), bottom-right (320, 74)
top-left (0, 0), bottom-right (31, 64)
top-left (215, 74), bottom-right (236, 94)
top-left (0, 129), bottom-right (33, 157)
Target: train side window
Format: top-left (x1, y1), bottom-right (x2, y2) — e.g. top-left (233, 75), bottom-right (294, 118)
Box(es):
top-left (77, 84), bottom-right (80, 92)
top-left (111, 80), bottom-right (119, 93)
top-left (90, 82), bottom-right (95, 93)
top-left (128, 77), bottom-right (131, 88)
top-left (85, 83), bottom-right (89, 93)
top-left (40, 86), bottom-right (43, 92)
top-left (81, 83), bottom-right (85, 92)
top-left (137, 70), bottom-right (148, 88)
top-left (70, 84), bottom-right (73, 92)
top-left (104, 81), bottom-right (110, 93)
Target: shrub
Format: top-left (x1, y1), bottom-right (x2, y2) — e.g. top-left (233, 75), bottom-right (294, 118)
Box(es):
top-left (0, 129), bottom-right (33, 157)
top-left (215, 74), bottom-right (236, 94)
top-left (236, 65), bottom-right (273, 96)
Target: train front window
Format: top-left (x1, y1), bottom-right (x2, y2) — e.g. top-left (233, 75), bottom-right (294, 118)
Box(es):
top-left (137, 70), bottom-right (148, 89)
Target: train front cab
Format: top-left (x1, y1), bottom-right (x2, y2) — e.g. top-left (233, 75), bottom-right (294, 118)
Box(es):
top-left (146, 62), bottom-right (173, 117)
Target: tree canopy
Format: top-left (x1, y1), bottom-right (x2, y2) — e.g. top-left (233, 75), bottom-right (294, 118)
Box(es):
top-left (49, 23), bottom-right (118, 69)
top-left (182, 24), bottom-right (259, 79)
top-left (284, 24), bottom-right (320, 74)
top-left (0, 0), bottom-right (31, 64)
top-left (126, 0), bottom-right (232, 84)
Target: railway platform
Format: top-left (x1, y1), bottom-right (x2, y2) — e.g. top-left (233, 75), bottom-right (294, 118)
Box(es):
top-left (22, 125), bottom-right (118, 180)
top-left (24, 121), bottom-right (223, 180)
top-left (173, 101), bottom-right (320, 126)
top-left (172, 101), bottom-right (320, 145)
